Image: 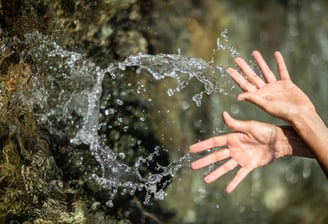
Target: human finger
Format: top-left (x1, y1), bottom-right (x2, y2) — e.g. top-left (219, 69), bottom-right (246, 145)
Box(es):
top-left (274, 51), bottom-right (291, 80)
top-left (236, 92), bottom-right (267, 110)
top-left (204, 159), bottom-right (238, 183)
top-left (222, 111), bottom-right (249, 133)
top-left (226, 68), bottom-right (257, 93)
top-left (234, 57), bottom-right (266, 88)
top-left (225, 167), bottom-right (250, 193)
top-left (190, 148), bottom-right (230, 170)
top-left (189, 135), bottom-right (228, 153)
top-left (252, 51), bottom-right (277, 83)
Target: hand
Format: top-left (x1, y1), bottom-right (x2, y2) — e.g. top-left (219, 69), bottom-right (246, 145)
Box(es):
top-left (189, 112), bottom-right (291, 193)
top-left (226, 51), bottom-right (315, 123)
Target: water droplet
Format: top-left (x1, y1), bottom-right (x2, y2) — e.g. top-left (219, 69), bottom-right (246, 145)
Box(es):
top-left (105, 200), bottom-right (114, 208)
top-left (118, 62), bottom-right (126, 71)
top-left (167, 88), bottom-right (174, 96)
top-left (182, 101), bottom-right (190, 110)
top-left (192, 93), bottom-right (203, 107)
top-left (115, 99), bottom-right (124, 105)
top-left (123, 126), bottom-right (129, 132)
top-left (118, 152), bottom-right (126, 159)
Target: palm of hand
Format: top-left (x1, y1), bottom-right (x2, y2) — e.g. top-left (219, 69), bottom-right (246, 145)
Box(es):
top-left (227, 125), bottom-right (276, 171)
top-left (245, 80), bottom-right (315, 120)
top-left (190, 113), bottom-right (280, 193)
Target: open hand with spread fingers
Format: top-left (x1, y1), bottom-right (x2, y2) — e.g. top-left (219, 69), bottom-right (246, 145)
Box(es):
top-left (226, 51), bottom-right (315, 124)
top-left (189, 112), bottom-right (292, 193)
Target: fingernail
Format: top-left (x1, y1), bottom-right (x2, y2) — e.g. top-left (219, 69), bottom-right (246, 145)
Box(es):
top-left (235, 57), bottom-right (242, 63)
top-left (252, 50), bottom-right (259, 56)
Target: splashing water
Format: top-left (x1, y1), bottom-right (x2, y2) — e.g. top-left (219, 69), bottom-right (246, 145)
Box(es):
top-left (119, 52), bottom-right (233, 106)
top-left (2, 30), bottom-right (237, 205)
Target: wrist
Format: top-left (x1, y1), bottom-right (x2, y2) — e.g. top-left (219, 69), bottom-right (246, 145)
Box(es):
top-left (289, 109), bottom-right (324, 134)
top-left (289, 109), bottom-right (328, 158)
top-left (276, 125), bottom-right (316, 158)
top-left (285, 101), bottom-right (317, 126)
top-left (274, 126), bottom-right (293, 159)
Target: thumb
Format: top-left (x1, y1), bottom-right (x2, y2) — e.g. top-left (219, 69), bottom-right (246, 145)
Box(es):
top-left (237, 92), bottom-right (266, 109)
top-left (222, 112), bottom-right (248, 132)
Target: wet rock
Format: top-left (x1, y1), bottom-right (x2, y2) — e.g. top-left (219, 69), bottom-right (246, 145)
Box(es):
top-left (0, 0), bottom-right (180, 223)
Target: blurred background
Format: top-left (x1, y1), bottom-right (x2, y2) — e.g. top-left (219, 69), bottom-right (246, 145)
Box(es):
top-left (1, 0), bottom-right (328, 223)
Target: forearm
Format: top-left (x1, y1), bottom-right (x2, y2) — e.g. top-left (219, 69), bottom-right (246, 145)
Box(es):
top-left (290, 111), bottom-right (328, 176)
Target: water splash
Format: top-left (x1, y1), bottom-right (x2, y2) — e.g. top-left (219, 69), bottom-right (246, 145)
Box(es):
top-left (119, 52), bottom-right (233, 106)
top-left (216, 28), bottom-right (240, 58)
top-left (1, 30), bottom-right (236, 205)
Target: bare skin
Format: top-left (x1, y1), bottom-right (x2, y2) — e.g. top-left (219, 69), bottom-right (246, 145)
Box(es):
top-left (190, 112), bottom-right (313, 193)
top-left (226, 51), bottom-right (315, 123)
top-left (190, 51), bottom-right (328, 193)
top-left (228, 51), bottom-right (328, 175)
